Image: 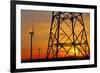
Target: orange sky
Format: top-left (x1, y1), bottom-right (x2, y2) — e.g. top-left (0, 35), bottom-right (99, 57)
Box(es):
top-left (21, 10), bottom-right (90, 60)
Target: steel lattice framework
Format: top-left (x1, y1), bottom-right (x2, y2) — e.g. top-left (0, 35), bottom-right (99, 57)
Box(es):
top-left (46, 12), bottom-right (90, 60)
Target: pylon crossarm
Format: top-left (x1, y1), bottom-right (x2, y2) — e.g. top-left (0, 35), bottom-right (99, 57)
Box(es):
top-left (60, 14), bottom-right (71, 20)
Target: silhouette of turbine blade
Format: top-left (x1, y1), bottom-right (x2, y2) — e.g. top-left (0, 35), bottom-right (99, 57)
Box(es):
top-left (32, 24), bottom-right (34, 37)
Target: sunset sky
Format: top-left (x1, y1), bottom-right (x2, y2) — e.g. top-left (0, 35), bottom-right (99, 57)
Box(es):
top-left (21, 10), bottom-right (90, 61)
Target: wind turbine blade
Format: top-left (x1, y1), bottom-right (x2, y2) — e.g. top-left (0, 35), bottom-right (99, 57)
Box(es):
top-left (32, 24), bottom-right (34, 37)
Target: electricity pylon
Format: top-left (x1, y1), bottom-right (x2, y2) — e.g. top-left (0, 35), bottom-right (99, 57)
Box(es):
top-left (46, 12), bottom-right (90, 60)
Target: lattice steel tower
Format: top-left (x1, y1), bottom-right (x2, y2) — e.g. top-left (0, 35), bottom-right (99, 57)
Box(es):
top-left (46, 12), bottom-right (90, 60)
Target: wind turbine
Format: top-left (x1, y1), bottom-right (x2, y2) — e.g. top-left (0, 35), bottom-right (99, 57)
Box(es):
top-left (29, 24), bottom-right (34, 60)
top-left (38, 48), bottom-right (41, 59)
